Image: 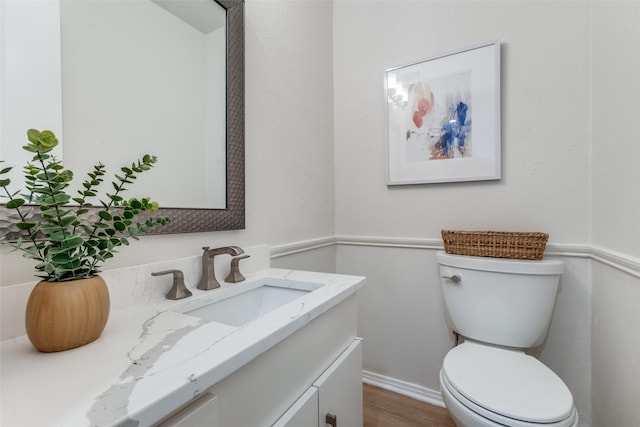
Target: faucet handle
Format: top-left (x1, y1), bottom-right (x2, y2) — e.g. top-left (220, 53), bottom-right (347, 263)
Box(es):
top-left (152, 269), bottom-right (193, 300)
top-left (225, 254), bottom-right (250, 283)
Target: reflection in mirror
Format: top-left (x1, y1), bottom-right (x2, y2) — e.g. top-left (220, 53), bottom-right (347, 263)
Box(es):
top-left (0, 0), bottom-right (245, 234)
top-left (62, 0), bottom-right (226, 209)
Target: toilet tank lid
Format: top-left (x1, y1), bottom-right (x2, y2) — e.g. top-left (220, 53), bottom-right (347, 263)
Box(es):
top-left (436, 251), bottom-right (563, 275)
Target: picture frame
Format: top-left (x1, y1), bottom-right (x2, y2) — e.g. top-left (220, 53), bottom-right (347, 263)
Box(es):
top-left (385, 41), bottom-right (501, 185)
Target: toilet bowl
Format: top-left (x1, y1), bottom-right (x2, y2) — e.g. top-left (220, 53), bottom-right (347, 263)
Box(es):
top-left (436, 252), bottom-right (578, 427)
top-left (440, 342), bottom-right (578, 427)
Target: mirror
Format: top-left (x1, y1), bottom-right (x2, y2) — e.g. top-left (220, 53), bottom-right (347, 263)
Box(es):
top-left (62, 0), bottom-right (227, 209)
top-left (0, 0), bottom-right (244, 234)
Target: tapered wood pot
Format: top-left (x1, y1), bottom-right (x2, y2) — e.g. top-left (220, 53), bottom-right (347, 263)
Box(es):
top-left (25, 275), bottom-right (110, 353)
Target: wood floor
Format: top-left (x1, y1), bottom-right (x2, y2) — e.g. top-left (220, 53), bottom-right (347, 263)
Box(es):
top-left (363, 384), bottom-right (457, 427)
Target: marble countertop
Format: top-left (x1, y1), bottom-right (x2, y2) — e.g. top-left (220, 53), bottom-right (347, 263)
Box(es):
top-left (0, 268), bottom-right (366, 427)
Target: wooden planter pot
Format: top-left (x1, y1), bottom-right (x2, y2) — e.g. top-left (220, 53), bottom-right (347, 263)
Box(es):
top-left (25, 275), bottom-right (110, 352)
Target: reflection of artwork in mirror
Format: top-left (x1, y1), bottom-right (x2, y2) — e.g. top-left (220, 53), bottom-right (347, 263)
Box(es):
top-left (1, 0), bottom-right (227, 209)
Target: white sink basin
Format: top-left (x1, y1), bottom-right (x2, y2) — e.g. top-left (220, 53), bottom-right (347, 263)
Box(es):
top-left (185, 280), bottom-right (319, 326)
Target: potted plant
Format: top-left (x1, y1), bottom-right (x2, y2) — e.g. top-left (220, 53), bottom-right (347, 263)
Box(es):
top-left (0, 129), bottom-right (170, 352)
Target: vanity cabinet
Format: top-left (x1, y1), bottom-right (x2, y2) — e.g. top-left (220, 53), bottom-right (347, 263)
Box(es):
top-left (275, 338), bottom-right (363, 427)
top-left (273, 387), bottom-right (318, 426)
top-left (157, 295), bottom-right (362, 427)
top-left (314, 338), bottom-right (363, 427)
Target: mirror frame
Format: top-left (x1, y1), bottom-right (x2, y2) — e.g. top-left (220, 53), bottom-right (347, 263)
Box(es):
top-left (157, 0), bottom-right (245, 233)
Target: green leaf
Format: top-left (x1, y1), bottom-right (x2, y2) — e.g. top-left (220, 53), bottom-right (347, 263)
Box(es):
top-left (62, 235), bottom-right (84, 249)
top-left (0, 178), bottom-right (10, 187)
top-left (53, 193), bottom-right (71, 204)
top-left (48, 231), bottom-right (67, 242)
top-left (98, 211), bottom-right (113, 221)
top-left (52, 252), bottom-right (72, 264)
top-left (27, 129), bottom-right (40, 144)
top-left (16, 222), bottom-right (36, 230)
top-left (59, 216), bottom-right (77, 228)
top-left (5, 199), bottom-right (25, 209)
top-left (48, 245), bottom-right (72, 255)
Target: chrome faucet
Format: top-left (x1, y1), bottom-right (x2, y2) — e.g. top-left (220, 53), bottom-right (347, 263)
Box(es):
top-left (198, 246), bottom-right (244, 290)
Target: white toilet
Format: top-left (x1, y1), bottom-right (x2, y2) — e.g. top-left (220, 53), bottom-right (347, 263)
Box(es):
top-left (437, 251), bottom-right (578, 427)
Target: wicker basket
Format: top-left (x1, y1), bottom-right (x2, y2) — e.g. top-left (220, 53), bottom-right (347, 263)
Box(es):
top-left (441, 230), bottom-right (549, 260)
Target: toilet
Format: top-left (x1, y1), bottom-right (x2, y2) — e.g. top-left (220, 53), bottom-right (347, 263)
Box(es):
top-left (437, 251), bottom-right (578, 427)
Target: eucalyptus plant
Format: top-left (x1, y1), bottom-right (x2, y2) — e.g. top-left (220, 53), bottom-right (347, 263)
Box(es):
top-left (0, 129), bottom-right (170, 282)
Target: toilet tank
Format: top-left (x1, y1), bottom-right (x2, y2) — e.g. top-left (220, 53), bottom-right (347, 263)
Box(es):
top-left (437, 251), bottom-right (563, 348)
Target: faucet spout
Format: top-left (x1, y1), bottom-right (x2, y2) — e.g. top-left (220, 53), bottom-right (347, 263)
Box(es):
top-left (197, 246), bottom-right (245, 290)
top-left (213, 245), bottom-right (244, 257)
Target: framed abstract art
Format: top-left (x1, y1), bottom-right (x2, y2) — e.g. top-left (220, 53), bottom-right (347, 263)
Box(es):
top-left (385, 41), bottom-right (501, 185)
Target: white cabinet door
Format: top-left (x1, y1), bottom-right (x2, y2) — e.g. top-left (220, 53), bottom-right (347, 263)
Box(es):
top-left (158, 392), bottom-right (219, 427)
top-left (272, 387), bottom-right (319, 427)
top-left (313, 339), bottom-right (363, 427)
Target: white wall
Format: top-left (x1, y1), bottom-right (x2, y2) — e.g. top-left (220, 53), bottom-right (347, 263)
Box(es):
top-left (332, 1), bottom-right (594, 424)
top-left (591, 2), bottom-right (640, 259)
top-left (591, 263), bottom-right (640, 426)
top-left (590, 2), bottom-right (640, 426)
top-left (334, 0), bottom-right (591, 242)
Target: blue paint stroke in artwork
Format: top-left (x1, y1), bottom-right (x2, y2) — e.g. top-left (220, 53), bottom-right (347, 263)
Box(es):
top-left (434, 101), bottom-right (471, 158)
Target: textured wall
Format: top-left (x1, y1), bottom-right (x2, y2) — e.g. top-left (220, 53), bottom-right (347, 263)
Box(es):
top-left (333, 1), bottom-right (591, 242)
top-left (591, 1), bottom-right (640, 259)
top-left (591, 2), bottom-right (640, 426)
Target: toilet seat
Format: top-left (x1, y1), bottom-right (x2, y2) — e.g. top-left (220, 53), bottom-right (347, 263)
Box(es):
top-left (441, 342), bottom-right (577, 426)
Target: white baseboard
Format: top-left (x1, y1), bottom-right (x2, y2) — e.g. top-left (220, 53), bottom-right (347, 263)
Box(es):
top-left (362, 369), bottom-right (446, 408)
